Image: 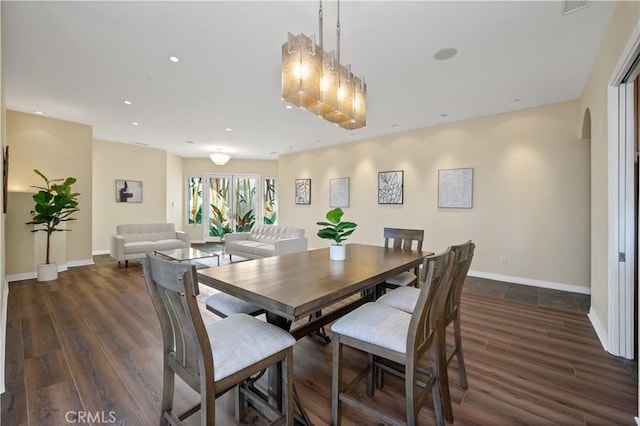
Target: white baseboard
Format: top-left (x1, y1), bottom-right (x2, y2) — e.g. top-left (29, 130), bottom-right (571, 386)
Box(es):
top-left (7, 258), bottom-right (94, 282)
top-left (468, 270), bottom-right (591, 295)
top-left (587, 307), bottom-right (609, 352)
top-left (92, 249), bottom-right (110, 256)
top-left (67, 258), bottom-right (94, 268)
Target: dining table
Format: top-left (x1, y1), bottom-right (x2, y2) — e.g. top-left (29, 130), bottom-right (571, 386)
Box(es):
top-left (197, 243), bottom-right (429, 424)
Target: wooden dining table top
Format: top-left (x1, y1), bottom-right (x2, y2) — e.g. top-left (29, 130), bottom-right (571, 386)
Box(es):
top-left (197, 243), bottom-right (429, 323)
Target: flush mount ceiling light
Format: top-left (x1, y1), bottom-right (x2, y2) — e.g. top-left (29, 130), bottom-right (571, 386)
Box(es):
top-left (209, 151), bottom-right (230, 165)
top-left (282, 0), bottom-right (366, 130)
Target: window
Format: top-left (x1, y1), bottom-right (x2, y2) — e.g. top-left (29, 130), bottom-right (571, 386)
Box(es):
top-left (187, 177), bottom-right (203, 225)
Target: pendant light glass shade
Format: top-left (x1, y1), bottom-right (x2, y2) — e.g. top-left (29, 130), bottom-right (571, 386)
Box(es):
top-left (281, 2), bottom-right (366, 129)
top-left (209, 153), bottom-right (230, 165)
top-left (281, 33), bottom-right (322, 109)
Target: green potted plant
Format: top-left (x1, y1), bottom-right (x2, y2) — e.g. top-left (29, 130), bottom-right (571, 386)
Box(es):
top-left (25, 169), bottom-right (80, 281)
top-left (317, 207), bottom-right (357, 260)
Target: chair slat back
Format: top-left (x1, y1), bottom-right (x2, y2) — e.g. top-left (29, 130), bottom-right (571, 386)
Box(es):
top-left (407, 248), bottom-right (457, 357)
top-left (445, 241), bottom-right (476, 320)
top-left (142, 253), bottom-right (214, 394)
top-left (384, 228), bottom-right (424, 252)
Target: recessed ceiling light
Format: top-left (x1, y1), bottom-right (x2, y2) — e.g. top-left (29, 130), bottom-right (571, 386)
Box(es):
top-left (510, 98), bottom-right (521, 104)
top-left (439, 113), bottom-right (448, 118)
top-left (169, 56), bottom-right (180, 63)
top-left (391, 123), bottom-right (399, 128)
top-left (185, 140), bottom-right (196, 144)
top-left (434, 48), bottom-right (458, 61)
top-left (286, 105), bottom-right (292, 109)
top-left (225, 128), bottom-right (232, 132)
top-left (123, 100), bottom-right (132, 105)
top-left (269, 151), bottom-right (278, 155)
top-left (131, 122), bottom-right (139, 126)
top-left (134, 142), bottom-right (148, 146)
top-left (34, 110), bottom-right (44, 115)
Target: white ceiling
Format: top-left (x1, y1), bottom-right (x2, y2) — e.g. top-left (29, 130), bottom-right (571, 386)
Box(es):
top-left (2, 1), bottom-right (614, 160)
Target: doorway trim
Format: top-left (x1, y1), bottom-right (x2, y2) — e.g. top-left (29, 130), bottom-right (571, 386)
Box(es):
top-left (606, 22), bottom-right (640, 358)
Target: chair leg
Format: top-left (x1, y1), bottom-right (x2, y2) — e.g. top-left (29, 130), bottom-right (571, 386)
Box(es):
top-left (160, 368), bottom-right (175, 426)
top-left (125, 260), bottom-right (129, 268)
top-left (454, 317), bottom-right (468, 389)
top-left (284, 348), bottom-right (294, 425)
top-left (331, 335), bottom-right (343, 426)
top-left (437, 327), bottom-right (454, 423)
top-left (366, 353), bottom-right (374, 397)
top-left (235, 384), bottom-right (247, 422)
top-left (430, 344), bottom-right (445, 426)
top-left (405, 364), bottom-right (417, 426)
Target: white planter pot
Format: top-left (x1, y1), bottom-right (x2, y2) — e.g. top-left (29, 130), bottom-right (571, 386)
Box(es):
top-left (330, 244), bottom-right (346, 261)
top-left (37, 263), bottom-right (58, 282)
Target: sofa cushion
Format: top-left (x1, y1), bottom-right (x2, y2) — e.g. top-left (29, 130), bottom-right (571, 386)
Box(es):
top-left (124, 241), bottom-right (157, 254)
top-left (230, 240), bottom-right (275, 256)
top-left (155, 239), bottom-right (187, 251)
top-left (249, 225), bottom-right (305, 243)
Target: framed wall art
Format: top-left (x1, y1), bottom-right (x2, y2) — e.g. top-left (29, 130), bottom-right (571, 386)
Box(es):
top-left (378, 170), bottom-right (403, 204)
top-left (330, 177), bottom-right (350, 207)
top-left (438, 168), bottom-right (473, 208)
top-left (116, 179), bottom-right (143, 203)
top-left (295, 178), bottom-right (311, 205)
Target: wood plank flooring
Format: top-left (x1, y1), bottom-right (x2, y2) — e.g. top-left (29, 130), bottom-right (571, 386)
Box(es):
top-left (2, 259), bottom-right (637, 425)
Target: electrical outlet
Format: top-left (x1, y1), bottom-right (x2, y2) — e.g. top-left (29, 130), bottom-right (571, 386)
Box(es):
top-left (500, 255), bottom-right (507, 264)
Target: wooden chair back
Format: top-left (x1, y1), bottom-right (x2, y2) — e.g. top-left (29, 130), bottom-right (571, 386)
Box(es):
top-left (407, 248), bottom-right (457, 362)
top-left (383, 227), bottom-right (424, 251)
top-left (142, 253), bottom-right (216, 423)
top-left (444, 240), bottom-right (476, 323)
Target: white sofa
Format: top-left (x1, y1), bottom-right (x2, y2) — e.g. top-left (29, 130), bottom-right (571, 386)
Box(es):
top-left (110, 223), bottom-right (190, 267)
top-left (224, 225), bottom-right (307, 260)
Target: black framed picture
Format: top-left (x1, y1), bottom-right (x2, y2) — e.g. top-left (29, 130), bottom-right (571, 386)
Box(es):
top-left (116, 179), bottom-right (142, 203)
top-left (295, 178), bottom-right (311, 205)
top-left (378, 170), bottom-right (403, 204)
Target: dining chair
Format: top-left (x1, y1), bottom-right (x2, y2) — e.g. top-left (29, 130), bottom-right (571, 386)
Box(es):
top-left (330, 248), bottom-right (457, 426)
top-left (205, 292), bottom-right (265, 318)
top-left (142, 252), bottom-right (295, 425)
top-left (382, 227), bottom-right (425, 291)
top-left (376, 240), bottom-right (476, 423)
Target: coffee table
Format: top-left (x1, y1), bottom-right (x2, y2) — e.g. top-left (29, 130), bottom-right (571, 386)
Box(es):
top-left (155, 247), bottom-right (220, 267)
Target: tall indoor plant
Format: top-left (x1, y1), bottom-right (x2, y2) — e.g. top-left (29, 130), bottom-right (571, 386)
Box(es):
top-left (25, 169), bottom-right (80, 281)
top-left (317, 207), bottom-right (357, 260)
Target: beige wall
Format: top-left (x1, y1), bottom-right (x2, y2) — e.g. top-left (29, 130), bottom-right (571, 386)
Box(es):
top-left (279, 100), bottom-right (590, 291)
top-left (183, 158), bottom-right (278, 243)
top-left (92, 139), bottom-right (171, 253)
top-left (580, 1), bottom-right (639, 334)
top-left (166, 152), bottom-right (184, 227)
top-left (6, 110), bottom-right (93, 274)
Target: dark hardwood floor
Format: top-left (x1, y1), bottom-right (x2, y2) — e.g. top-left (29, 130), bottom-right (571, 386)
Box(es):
top-left (2, 257), bottom-right (637, 425)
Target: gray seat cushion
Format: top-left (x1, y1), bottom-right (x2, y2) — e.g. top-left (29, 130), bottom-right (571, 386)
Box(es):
top-left (205, 292), bottom-right (263, 316)
top-left (385, 270), bottom-right (417, 287)
top-left (376, 286), bottom-right (420, 313)
top-left (331, 302), bottom-right (411, 354)
top-left (207, 313), bottom-right (295, 382)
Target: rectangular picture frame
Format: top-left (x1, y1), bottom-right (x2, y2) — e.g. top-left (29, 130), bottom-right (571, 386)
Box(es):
top-left (295, 178), bottom-right (311, 205)
top-left (438, 168), bottom-right (473, 208)
top-left (378, 170), bottom-right (404, 204)
top-left (116, 179), bottom-right (143, 203)
top-left (330, 177), bottom-right (350, 207)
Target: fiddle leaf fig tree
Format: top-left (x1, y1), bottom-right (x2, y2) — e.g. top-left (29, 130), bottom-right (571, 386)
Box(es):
top-left (25, 169), bottom-right (80, 265)
top-left (316, 207), bottom-right (357, 245)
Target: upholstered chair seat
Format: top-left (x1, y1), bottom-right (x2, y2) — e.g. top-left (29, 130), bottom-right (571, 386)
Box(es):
top-left (205, 292), bottom-right (264, 318)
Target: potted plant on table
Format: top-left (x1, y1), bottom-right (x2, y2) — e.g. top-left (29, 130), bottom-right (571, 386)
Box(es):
top-left (317, 207), bottom-right (357, 261)
top-left (25, 169), bottom-right (80, 281)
